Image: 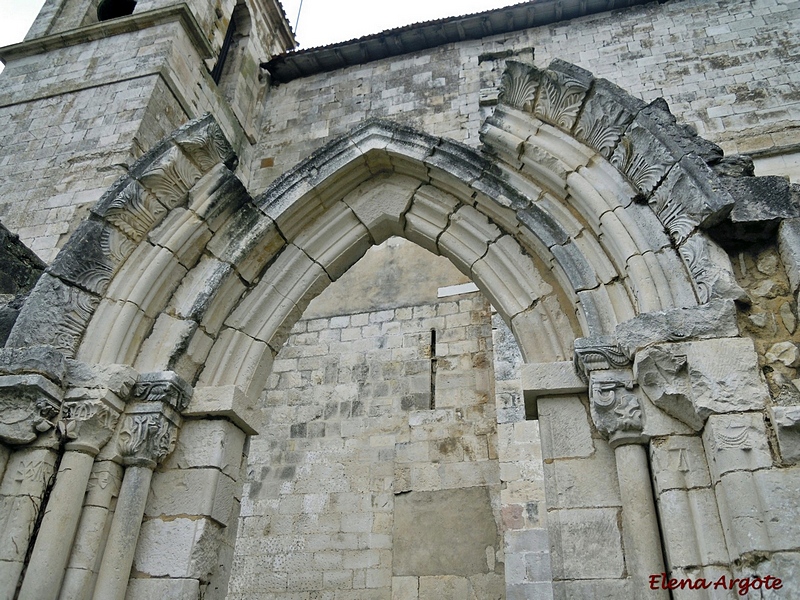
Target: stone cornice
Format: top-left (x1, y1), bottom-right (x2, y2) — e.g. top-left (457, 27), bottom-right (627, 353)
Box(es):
top-left (0, 4), bottom-right (213, 64)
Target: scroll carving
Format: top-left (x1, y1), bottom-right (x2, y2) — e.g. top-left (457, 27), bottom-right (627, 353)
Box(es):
top-left (574, 336), bottom-right (630, 382)
top-left (115, 371), bottom-right (192, 467)
top-left (590, 376), bottom-right (646, 446)
top-left (58, 398), bottom-right (121, 455)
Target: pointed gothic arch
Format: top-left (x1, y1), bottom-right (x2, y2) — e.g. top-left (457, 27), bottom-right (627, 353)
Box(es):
top-left (1, 59), bottom-right (766, 600)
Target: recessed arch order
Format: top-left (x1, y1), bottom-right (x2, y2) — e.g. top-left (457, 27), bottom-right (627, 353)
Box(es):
top-left (8, 59), bottom-right (743, 409)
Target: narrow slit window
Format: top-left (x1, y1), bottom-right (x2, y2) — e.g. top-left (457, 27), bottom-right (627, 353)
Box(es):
top-left (430, 329), bottom-right (437, 410)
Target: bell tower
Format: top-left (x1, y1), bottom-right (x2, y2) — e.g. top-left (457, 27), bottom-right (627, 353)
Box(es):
top-left (0, 0), bottom-right (295, 262)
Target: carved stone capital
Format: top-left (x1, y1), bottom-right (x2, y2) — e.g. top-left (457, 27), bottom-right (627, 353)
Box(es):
top-left (132, 371), bottom-right (193, 411)
top-left (117, 402), bottom-right (181, 468)
top-left (116, 371), bottom-right (192, 468)
top-left (0, 374), bottom-right (63, 445)
top-left (573, 336), bottom-right (631, 382)
top-left (59, 388), bottom-right (126, 455)
top-left (589, 371), bottom-right (647, 447)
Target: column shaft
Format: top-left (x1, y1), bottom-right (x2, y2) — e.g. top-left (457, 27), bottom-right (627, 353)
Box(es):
top-left (18, 451), bottom-right (95, 600)
top-left (91, 466), bottom-right (153, 600)
top-left (615, 443), bottom-right (668, 599)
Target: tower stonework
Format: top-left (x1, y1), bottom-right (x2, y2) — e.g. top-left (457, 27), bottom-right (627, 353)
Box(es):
top-left (0, 0), bottom-right (293, 262)
top-left (1, 1), bottom-right (800, 599)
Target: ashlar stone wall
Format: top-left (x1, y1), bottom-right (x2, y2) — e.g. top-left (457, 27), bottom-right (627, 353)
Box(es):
top-left (230, 288), bottom-right (510, 599)
top-left (249, 0), bottom-right (800, 198)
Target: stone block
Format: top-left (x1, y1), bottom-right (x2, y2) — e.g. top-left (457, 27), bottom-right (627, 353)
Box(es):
top-left (403, 185), bottom-right (458, 255)
top-left (754, 467), bottom-right (800, 553)
top-left (133, 517), bottom-right (224, 580)
top-left (635, 338), bottom-right (769, 430)
top-left (650, 435), bottom-right (711, 493)
top-left (6, 273), bottom-right (99, 358)
top-left (779, 218), bottom-right (800, 293)
top-left (418, 575), bottom-right (469, 598)
top-left (703, 413), bottom-right (772, 482)
top-left (293, 202), bottom-right (372, 281)
top-left (184, 385), bottom-right (263, 436)
top-left (510, 296), bottom-right (573, 363)
top-left (543, 443), bottom-right (621, 508)
top-left (393, 487), bottom-right (498, 577)
top-left (196, 330), bottom-right (274, 412)
top-left (438, 205), bottom-right (501, 275)
top-left (147, 467), bottom-right (236, 526)
top-left (125, 578), bottom-right (200, 600)
top-left (552, 578), bottom-right (632, 600)
top-left (657, 488), bottom-right (728, 568)
top-left (548, 508), bottom-right (625, 580)
top-left (105, 242), bottom-right (188, 318)
top-left (616, 298), bottom-right (738, 357)
top-left (163, 418), bottom-right (245, 478)
top-left (206, 201), bottom-right (285, 284)
top-left (471, 234), bottom-right (552, 319)
top-left (770, 405), bottom-right (800, 464)
top-left (343, 173), bottom-right (419, 243)
top-left (148, 207), bottom-right (212, 270)
top-left (536, 396), bottom-right (594, 459)
top-left (224, 244), bottom-right (331, 349)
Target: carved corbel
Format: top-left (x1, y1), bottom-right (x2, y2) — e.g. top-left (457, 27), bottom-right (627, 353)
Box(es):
top-left (116, 371), bottom-right (193, 468)
top-left (590, 372), bottom-right (647, 447)
top-left (0, 346), bottom-right (67, 446)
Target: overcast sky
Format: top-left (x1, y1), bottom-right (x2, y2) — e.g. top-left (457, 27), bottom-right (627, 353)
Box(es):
top-left (1, 0), bottom-right (525, 49)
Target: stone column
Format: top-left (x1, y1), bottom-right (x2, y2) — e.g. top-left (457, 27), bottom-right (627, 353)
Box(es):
top-left (59, 460), bottom-right (123, 600)
top-left (92, 372), bottom-right (192, 600)
top-left (0, 347), bottom-right (66, 600)
top-left (575, 338), bottom-right (668, 599)
top-left (18, 389), bottom-right (125, 600)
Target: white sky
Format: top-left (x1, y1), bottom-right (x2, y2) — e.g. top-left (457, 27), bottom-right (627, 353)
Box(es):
top-left (1, 0), bottom-right (525, 49)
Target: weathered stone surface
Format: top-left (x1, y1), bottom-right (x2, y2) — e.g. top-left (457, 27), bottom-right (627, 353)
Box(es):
top-left (635, 338), bottom-right (769, 429)
top-left (703, 413), bottom-right (773, 482)
top-left (712, 175), bottom-right (799, 244)
top-left (521, 361), bottom-right (586, 417)
top-left (543, 443), bottom-right (621, 508)
top-left (393, 487), bottom-right (499, 577)
top-left (678, 233), bottom-right (746, 303)
top-left (163, 418), bottom-right (246, 478)
top-left (771, 405), bottom-right (800, 464)
top-left (650, 435), bottom-right (711, 493)
top-left (125, 578), bottom-right (201, 600)
top-left (548, 508), bottom-right (625, 580)
top-left (133, 517), bottom-right (224, 580)
top-left (185, 385), bottom-right (262, 435)
top-left (616, 299), bottom-right (738, 357)
top-left (779, 218), bottom-right (800, 294)
top-left (766, 341), bottom-right (800, 367)
top-left (147, 468), bottom-right (237, 526)
top-left (537, 396), bottom-right (594, 459)
top-left (657, 487), bottom-right (728, 568)
top-left (6, 273), bottom-right (99, 356)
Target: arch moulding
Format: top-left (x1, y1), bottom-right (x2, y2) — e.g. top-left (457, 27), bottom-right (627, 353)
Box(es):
top-left (0, 59), bottom-right (775, 600)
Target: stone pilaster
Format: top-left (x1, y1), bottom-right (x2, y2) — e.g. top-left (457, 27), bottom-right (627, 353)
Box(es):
top-left (19, 387), bottom-right (126, 600)
top-left (575, 337), bottom-right (668, 599)
top-left (0, 346), bottom-right (66, 600)
top-left (92, 371), bottom-right (192, 600)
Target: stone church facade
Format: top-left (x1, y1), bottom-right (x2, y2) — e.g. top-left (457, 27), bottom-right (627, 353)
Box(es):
top-left (0, 0), bottom-right (798, 599)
